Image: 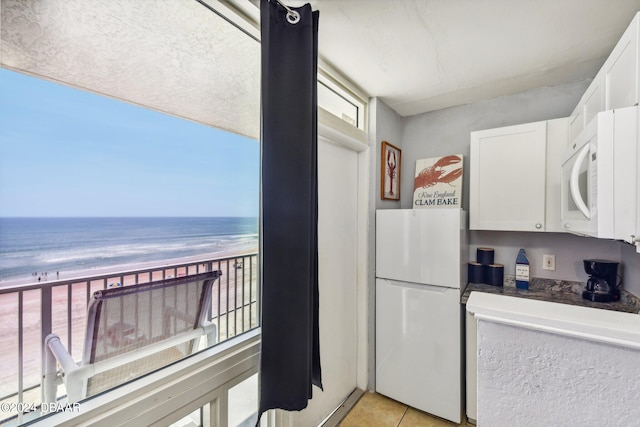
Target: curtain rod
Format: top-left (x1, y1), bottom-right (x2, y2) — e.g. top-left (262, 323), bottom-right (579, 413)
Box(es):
top-left (274, 0), bottom-right (301, 24)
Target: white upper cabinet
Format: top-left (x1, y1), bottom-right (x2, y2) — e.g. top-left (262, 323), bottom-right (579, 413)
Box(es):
top-left (569, 13), bottom-right (640, 146)
top-left (471, 12), bottom-right (640, 238)
top-left (636, 144), bottom-right (640, 253)
top-left (568, 102), bottom-right (584, 144)
top-left (470, 121), bottom-right (547, 232)
top-left (603, 14), bottom-right (640, 251)
top-left (610, 108), bottom-right (640, 252)
top-left (604, 13), bottom-right (640, 110)
top-left (544, 118), bottom-right (568, 233)
top-left (470, 119), bottom-right (568, 233)
top-left (569, 69), bottom-right (605, 145)
top-left (637, 125), bottom-right (640, 252)
top-left (583, 70), bottom-right (606, 129)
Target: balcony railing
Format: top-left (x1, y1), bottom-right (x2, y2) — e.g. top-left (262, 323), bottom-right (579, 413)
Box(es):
top-left (0, 252), bottom-right (259, 426)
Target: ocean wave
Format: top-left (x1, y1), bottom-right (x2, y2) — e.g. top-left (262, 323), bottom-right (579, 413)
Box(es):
top-left (38, 237), bottom-right (256, 264)
top-left (0, 217), bottom-right (258, 280)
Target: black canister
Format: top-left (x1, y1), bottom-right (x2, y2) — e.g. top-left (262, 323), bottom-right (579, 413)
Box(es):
top-left (486, 263), bottom-right (504, 286)
top-left (468, 262), bottom-right (485, 283)
top-left (477, 247), bottom-right (495, 266)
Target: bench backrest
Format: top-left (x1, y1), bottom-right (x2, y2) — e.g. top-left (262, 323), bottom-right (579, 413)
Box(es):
top-left (81, 271), bottom-right (221, 396)
top-left (83, 270), bottom-right (221, 364)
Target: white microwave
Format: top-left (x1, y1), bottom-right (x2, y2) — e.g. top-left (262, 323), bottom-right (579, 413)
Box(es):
top-left (561, 106), bottom-right (637, 237)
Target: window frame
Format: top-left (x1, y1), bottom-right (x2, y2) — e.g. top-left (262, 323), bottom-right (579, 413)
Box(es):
top-left (13, 1), bottom-right (370, 424)
top-left (202, 0), bottom-right (370, 133)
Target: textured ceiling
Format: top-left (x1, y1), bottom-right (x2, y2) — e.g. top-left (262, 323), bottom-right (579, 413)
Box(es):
top-left (281, 0), bottom-right (640, 117)
top-left (5, 0), bottom-right (640, 125)
top-left (1, 0), bottom-right (261, 139)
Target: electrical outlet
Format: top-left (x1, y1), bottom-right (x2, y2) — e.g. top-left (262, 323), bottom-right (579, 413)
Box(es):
top-left (543, 254), bottom-right (556, 271)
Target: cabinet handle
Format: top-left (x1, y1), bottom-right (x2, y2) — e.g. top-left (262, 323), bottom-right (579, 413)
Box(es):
top-left (535, 223), bottom-right (542, 229)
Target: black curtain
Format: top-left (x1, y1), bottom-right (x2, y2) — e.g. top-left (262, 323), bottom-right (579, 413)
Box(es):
top-left (258, 0), bottom-right (322, 420)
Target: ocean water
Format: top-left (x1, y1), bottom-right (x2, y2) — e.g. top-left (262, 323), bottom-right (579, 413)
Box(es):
top-left (0, 217), bottom-right (258, 281)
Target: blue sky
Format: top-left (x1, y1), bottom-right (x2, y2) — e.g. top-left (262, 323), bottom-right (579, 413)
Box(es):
top-left (0, 69), bottom-right (259, 217)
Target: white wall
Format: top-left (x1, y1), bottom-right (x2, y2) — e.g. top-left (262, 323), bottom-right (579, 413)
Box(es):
top-left (468, 231), bottom-right (622, 279)
top-left (399, 81), bottom-right (640, 296)
top-left (367, 98), bottom-right (402, 390)
top-left (371, 98), bottom-right (404, 210)
top-left (401, 81), bottom-right (589, 211)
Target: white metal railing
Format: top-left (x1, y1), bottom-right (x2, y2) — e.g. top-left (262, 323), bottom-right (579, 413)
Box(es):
top-left (0, 253), bottom-right (259, 426)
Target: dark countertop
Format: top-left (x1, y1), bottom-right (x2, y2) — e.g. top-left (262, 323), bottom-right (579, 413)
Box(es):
top-left (461, 276), bottom-right (640, 314)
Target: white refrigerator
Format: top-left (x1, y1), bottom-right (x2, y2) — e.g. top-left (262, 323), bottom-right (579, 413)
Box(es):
top-left (375, 208), bottom-right (466, 423)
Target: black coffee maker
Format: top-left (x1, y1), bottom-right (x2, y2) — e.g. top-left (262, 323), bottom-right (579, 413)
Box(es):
top-left (582, 259), bottom-right (620, 302)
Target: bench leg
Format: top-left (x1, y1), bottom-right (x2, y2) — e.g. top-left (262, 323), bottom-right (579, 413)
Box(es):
top-left (43, 335), bottom-right (59, 404)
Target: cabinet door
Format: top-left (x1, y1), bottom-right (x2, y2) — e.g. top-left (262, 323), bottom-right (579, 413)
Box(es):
top-left (470, 121), bottom-right (547, 231)
top-left (637, 146), bottom-right (640, 253)
top-left (612, 107), bottom-right (639, 245)
top-left (637, 127), bottom-right (640, 253)
top-left (545, 118), bottom-right (568, 233)
top-left (465, 310), bottom-right (478, 423)
top-left (569, 69), bottom-right (604, 145)
top-left (582, 69), bottom-right (605, 125)
top-left (604, 14), bottom-right (639, 110)
top-left (568, 103), bottom-right (583, 144)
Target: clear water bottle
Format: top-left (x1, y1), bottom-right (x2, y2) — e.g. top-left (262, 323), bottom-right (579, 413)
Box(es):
top-left (515, 248), bottom-right (530, 290)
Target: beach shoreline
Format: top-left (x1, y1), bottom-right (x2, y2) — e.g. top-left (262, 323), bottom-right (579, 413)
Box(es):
top-left (0, 243), bottom-right (258, 289)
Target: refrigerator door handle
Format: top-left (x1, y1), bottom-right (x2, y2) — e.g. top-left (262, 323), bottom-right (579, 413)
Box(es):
top-left (380, 279), bottom-right (450, 293)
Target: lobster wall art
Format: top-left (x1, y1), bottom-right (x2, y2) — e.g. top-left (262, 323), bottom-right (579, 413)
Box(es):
top-left (381, 141), bottom-right (401, 200)
top-left (413, 154), bottom-right (464, 208)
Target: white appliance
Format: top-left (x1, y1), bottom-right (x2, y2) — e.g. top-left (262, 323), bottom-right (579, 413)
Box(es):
top-left (561, 106), bottom-right (637, 238)
top-left (375, 208), bottom-right (466, 424)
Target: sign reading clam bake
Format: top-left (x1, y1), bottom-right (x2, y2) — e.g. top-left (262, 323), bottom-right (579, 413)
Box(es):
top-left (413, 154), bottom-right (463, 208)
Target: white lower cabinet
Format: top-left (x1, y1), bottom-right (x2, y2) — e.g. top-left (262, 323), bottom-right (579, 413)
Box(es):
top-left (465, 309), bottom-right (478, 423)
top-left (470, 118), bottom-right (567, 232)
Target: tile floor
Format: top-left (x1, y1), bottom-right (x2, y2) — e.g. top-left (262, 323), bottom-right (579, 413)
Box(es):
top-left (338, 392), bottom-right (471, 427)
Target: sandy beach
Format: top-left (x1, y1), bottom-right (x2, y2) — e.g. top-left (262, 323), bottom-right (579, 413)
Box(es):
top-left (0, 245), bottom-right (259, 422)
